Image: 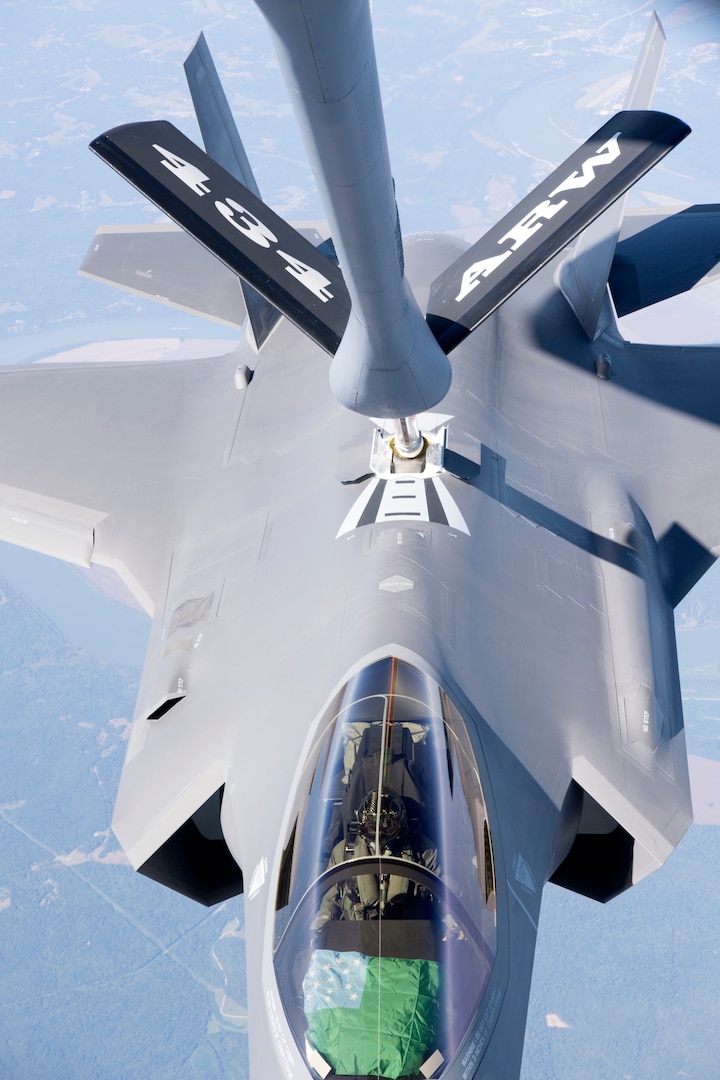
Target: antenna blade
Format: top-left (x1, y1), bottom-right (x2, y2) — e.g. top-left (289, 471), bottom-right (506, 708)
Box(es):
top-left (426, 109), bottom-right (690, 353)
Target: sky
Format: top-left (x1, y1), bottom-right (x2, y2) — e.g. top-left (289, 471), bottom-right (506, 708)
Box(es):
top-left (1, 1), bottom-right (720, 1077)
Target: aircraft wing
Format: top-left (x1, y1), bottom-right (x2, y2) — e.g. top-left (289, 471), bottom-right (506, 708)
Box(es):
top-left (0, 350), bottom-right (239, 612)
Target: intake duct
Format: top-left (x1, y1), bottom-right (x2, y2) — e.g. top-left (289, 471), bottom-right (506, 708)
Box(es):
top-left (138, 785), bottom-right (244, 906)
top-left (549, 781), bottom-right (634, 903)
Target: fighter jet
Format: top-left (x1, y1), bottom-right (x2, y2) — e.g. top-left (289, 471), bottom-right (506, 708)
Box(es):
top-left (1, 2), bottom-right (718, 1077)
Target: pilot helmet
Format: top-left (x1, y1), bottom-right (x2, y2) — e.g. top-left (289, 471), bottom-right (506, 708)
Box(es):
top-left (356, 790), bottom-right (406, 843)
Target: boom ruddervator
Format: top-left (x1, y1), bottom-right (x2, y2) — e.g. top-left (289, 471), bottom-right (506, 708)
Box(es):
top-left (274, 657), bottom-right (499, 1078)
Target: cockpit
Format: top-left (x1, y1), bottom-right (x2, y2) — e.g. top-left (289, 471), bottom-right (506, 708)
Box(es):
top-left (273, 657), bottom-right (499, 1079)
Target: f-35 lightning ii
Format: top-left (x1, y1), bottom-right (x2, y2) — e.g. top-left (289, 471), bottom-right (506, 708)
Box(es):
top-left (2, 3), bottom-right (719, 1077)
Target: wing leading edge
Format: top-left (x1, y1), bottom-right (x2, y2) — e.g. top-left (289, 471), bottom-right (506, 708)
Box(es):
top-left (0, 349), bottom-right (242, 612)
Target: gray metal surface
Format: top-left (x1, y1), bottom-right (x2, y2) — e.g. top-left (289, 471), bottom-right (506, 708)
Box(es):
top-left (0, 4), bottom-right (717, 1078)
top-left (255, 0), bottom-right (452, 417)
top-left (185, 32), bottom-right (282, 348)
top-left (79, 223), bottom-right (248, 329)
top-left (185, 31), bottom-right (262, 199)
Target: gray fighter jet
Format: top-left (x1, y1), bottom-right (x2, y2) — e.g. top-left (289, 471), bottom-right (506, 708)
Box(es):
top-left (1, 3), bottom-right (718, 1077)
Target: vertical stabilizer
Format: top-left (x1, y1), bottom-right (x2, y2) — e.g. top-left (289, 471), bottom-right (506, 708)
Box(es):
top-left (254, 0), bottom-right (451, 417)
top-left (185, 33), bottom-right (262, 197)
top-left (558, 12), bottom-right (667, 340)
top-left (185, 33), bottom-right (281, 349)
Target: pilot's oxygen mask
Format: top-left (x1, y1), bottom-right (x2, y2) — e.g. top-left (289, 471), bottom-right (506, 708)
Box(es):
top-left (355, 789), bottom-right (406, 848)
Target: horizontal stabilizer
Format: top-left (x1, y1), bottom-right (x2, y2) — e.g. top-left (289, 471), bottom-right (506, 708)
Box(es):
top-left (426, 110), bottom-right (690, 353)
top-left (610, 204), bottom-right (720, 316)
top-left (90, 120), bottom-right (351, 354)
top-left (80, 223), bottom-right (247, 328)
top-left (658, 523), bottom-right (716, 609)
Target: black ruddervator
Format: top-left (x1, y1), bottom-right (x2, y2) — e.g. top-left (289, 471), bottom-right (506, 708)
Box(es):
top-left (91, 109), bottom-right (689, 362)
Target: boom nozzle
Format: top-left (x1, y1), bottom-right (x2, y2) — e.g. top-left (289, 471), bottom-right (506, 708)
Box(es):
top-left (392, 416), bottom-right (424, 459)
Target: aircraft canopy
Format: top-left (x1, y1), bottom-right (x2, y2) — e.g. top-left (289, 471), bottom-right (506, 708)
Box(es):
top-left (273, 657), bottom-right (498, 1078)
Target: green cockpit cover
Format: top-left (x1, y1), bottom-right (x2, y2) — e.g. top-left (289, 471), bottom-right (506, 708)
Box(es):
top-left (303, 949), bottom-right (441, 1079)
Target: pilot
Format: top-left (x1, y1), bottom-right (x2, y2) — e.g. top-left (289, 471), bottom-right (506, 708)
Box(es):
top-left (314, 789), bottom-right (438, 926)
